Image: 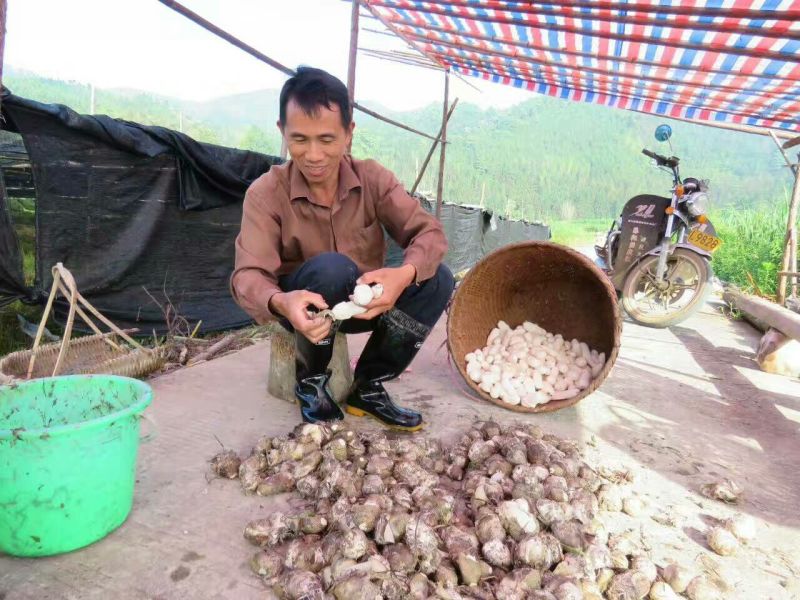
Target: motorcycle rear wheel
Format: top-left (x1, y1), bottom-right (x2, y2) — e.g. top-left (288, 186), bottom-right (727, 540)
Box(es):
top-left (621, 248), bottom-right (712, 328)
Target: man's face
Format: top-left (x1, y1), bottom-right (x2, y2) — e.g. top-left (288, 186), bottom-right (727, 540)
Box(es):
top-left (279, 99), bottom-right (354, 187)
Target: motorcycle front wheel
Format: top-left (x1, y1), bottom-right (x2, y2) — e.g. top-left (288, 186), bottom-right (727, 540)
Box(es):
top-left (621, 248), bottom-right (712, 328)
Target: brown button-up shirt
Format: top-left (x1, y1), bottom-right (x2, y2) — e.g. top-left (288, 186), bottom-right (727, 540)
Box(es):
top-left (231, 156), bottom-right (448, 324)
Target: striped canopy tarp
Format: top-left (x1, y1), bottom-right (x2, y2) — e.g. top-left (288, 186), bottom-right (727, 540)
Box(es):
top-left (363, 0), bottom-right (800, 132)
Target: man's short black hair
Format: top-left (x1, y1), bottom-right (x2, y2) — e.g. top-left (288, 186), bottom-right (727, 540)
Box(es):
top-left (279, 67), bottom-right (352, 130)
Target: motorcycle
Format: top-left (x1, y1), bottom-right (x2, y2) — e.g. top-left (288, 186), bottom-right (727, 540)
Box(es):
top-left (595, 124), bottom-right (722, 328)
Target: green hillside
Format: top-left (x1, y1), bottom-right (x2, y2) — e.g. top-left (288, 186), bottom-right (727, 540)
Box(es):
top-left (4, 68), bottom-right (792, 223)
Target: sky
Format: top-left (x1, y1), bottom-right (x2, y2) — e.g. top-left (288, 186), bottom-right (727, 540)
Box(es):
top-left (4, 0), bottom-right (533, 111)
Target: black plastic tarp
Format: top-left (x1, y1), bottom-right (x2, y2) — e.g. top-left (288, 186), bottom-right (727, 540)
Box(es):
top-left (482, 213), bottom-right (551, 255)
top-left (0, 90), bottom-right (282, 331)
top-left (385, 196), bottom-right (551, 274)
top-left (0, 175), bottom-right (25, 307)
top-left (0, 91), bottom-right (551, 334)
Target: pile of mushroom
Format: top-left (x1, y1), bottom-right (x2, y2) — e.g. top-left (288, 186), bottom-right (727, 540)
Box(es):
top-left (212, 421), bottom-right (730, 600)
top-left (464, 321), bottom-right (606, 408)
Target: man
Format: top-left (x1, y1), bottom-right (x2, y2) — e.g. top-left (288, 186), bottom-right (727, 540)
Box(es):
top-left (231, 67), bottom-right (454, 431)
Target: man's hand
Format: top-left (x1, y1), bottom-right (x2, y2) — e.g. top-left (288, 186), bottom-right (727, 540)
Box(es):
top-left (270, 290), bottom-right (332, 344)
top-left (352, 264), bottom-right (416, 321)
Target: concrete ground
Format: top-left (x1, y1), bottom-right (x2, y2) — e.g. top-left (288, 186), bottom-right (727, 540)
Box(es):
top-left (1, 300), bottom-right (799, 599)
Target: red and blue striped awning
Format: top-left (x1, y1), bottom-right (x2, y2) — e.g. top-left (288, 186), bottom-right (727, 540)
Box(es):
top-left (363, 0), bottom-right (800, 132)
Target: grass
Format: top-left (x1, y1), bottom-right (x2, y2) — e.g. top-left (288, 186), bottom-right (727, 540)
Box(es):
top-left (712, 204), bottom-right (789, 298)
top-left (549, 218), bottom-right (611, 248)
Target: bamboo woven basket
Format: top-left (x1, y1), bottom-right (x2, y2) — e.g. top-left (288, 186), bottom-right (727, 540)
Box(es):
top-left (447, 241), bottom-right (622, 413)
top-left (0, 264), bottom-right (165, 383)
top-left (0, 332), bottom-right (164, 382)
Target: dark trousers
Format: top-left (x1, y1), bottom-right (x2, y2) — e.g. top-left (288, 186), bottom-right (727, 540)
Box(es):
top-left (278, 253), bottom-right (454, 333)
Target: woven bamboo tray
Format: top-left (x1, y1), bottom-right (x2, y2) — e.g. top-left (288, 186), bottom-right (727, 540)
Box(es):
top-left (0, 333), bottom-right (164, 381)
top-left (447, 241), bottom-right (622, 413)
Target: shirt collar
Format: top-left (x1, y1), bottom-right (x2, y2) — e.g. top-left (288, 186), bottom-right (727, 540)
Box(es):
top-left (289, 156), bottom-right (362, 204)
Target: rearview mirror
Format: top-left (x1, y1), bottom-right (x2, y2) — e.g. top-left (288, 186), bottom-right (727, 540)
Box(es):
top-left (655, 124), bottom-right (672, 142)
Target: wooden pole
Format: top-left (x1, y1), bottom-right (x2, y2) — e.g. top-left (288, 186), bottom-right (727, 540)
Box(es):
top-left (158, 0), bottom-right (293, 75)
top-left (0, 0), bottom-right (6, 108)
top-left (346, 0), bottom-right (359, 104)
top-left (778, 165), bottom-right (800, 304)
top-left (351, 102), bottom-right (439, 142)
top-left (279, 136), bottom-right (288, 160)
top-left (769, 130), bottom-right (798, 177)
top-left (792, 212), bottom-right (798, 299)
top-left (778, 229), bottom-right (792, 305)
top-left (410, 97), bottom-right (458, 195)
top-left (770, 130), bottom-right (800, 303)
top-left (157, 0), bottom-right (438, 143)
top-left (435, 68), bottom-right (450, 219)
top-left (784, 135), bottom-right (800, 150)
top-left (346, 0), bottom-right (359, 153)
top-left (725, 288), bottom-right (800, 341)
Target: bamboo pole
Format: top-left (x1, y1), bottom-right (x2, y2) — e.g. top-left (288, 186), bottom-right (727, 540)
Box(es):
top-left (770, 130), bottom-right (800, 303)
top-left (640, 114), bottom-right (797, 141)
top-left (725, 288), bottom-right (800, 341)
top-left (792, 223), bottom-right (798, 299)
top-left (435, 69), bottom-right (450, 219)
top-left (157, 0), bottom-right (439, 143)
top-left (158, 0), bottom-right (293, 74)
top-left (351, 102), bottom-right (439, 142)
top-left (359, 47), bottom-right (482, 91)
top-left (769, 130), bottom-right (798, 177)
top-left (279, 136), bottom-right (288, 160)
top-left (360, 49), bottom-right (443, 71)
top-left (778, 229), bottom-right (792, 305)
top-left (0, 0), bottom-right (6, 109)
top-left (778, 168), bottom-right (800, 304)
top-left (784, 135), bottom-right (800, 150)
top-left (410, 98), bottom-right (458, 195)
top-left (346, 0), bottom-right (359, 152)
top-left (346, 0), bottom-right (360, 104)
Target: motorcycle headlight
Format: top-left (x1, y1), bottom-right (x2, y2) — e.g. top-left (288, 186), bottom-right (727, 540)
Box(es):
top-left (685, 192), bottom-right (709, 217)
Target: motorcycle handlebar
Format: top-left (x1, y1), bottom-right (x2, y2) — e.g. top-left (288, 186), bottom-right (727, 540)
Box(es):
top-left (641, 149), bottom-right (660, 160)
top-left (642, 148), bottom-right (679, 169)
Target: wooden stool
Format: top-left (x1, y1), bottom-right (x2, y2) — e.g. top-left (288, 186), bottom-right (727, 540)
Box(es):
top-left (267, 328), bottom-right (354, 403)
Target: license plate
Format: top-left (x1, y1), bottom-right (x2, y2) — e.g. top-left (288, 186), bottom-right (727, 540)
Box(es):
top-left (688, 229), bottom-right (723, 253)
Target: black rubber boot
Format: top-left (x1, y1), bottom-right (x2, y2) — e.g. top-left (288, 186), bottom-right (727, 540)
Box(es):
top-left (345, 308), bottom-right (430, 432)
top-left (295, 326), bottom-right (344, 423)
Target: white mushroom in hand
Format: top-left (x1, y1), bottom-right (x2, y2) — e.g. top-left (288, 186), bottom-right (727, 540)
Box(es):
top-left (325, 284), bottom-right (385, 321)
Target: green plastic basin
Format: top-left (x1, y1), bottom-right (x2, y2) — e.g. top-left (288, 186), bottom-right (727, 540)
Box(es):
top-left (0, 375), bottom-right (152, 557)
